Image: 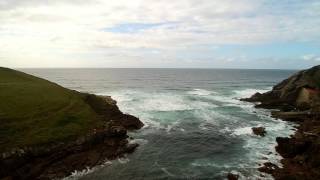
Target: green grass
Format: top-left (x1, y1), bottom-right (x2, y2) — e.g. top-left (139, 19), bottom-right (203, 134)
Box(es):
top-left (0, 67), bottom-right (104, 152)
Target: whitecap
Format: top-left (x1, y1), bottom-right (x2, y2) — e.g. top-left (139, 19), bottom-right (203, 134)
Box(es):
top-left (63, 161), bottom-right (112, 180)
top-left (233, 87), bottom-right (271, 99)
top-left (219, 127), bottom-right (232, 134)
top-left (140, 95), bottom-right (192, 111)
top-left (118, 157), bottom-right (130, 164)
top-left (161, 168), bottom-right (175, 177)
top-left (232, 127), bottom-right (253, 136)
top-left (187, 88), bottom-right (216, 96)
top-left (128, 138), bottom-right (149, 146)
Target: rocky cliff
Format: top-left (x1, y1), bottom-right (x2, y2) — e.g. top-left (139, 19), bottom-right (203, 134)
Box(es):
top-left (242, 65), bottom-right (320, 111)
top-left (243, 65), bottom-right (320, 180)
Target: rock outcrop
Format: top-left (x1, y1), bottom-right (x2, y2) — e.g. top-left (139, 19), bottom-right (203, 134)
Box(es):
top-left (242, 65), bottom-right (320, 179)
top-left (241, 65), bottom-right (320, 111)
top-left (252, 127), bottom-right (266, 137)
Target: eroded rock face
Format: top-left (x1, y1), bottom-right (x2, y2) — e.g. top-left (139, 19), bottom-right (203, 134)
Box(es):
top-left (84, 94), bottom-right (144, 130)
top-left (276, 137), bottom-right (311, 158)
top-left (121, 114), bottom-right (144, 130)
top-left (242, 65), bottom-right (320, 111)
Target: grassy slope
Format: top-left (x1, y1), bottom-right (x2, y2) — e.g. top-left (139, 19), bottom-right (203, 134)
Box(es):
top-left (0, 67), bottom-right (104, 152)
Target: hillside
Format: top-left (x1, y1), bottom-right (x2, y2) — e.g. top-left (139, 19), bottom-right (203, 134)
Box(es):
top-left (0, 67), bottom-right (105, 152)
top-left (0, 67), bottom-right (143, 179)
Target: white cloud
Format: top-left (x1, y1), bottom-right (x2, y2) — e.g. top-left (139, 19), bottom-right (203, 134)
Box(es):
top-left (0, 0), bottom-right (319, 67)
top-left (302, 54), bottom-right (320, 62)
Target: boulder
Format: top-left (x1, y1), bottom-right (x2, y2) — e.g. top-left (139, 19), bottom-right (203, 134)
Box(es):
top-left (227, 173), bottom-right (239, 180)
top-left (252, 127), bottom-right (266, 137)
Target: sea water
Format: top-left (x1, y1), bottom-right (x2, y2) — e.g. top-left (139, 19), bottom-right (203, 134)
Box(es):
top-left (22, 68), bottom-right (297, 180)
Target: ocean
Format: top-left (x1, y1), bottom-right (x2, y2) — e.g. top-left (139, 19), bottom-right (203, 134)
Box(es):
top-left (21, 68), bottom-right (297, 180)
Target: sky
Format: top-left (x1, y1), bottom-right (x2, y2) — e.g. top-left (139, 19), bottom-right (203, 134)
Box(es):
top-left (0, 0), bottom-right (320, 69)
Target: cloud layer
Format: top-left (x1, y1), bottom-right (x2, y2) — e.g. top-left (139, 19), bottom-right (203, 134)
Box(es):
top-left (0, 0), bottom-right (319, 68)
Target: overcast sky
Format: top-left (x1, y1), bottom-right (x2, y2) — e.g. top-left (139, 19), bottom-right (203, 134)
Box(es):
top-left (0, 0), bottom-right (320, 69)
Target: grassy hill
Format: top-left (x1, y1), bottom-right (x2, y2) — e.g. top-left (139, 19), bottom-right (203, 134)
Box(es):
top-left (0, 67), bottom-right (104, 152)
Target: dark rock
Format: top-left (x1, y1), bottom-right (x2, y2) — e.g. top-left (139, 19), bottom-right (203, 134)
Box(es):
top-left (276, 137), bottom-right (311, 158)
top-left (242, 65), bottom-right (320, 111)
top-left (108, 126), bottom-right (127, 137)
top-left (252, 127), bottom-right (266, 137)
top-left (121, 114), bottom-right (144, 130)
top-left (258, 162), bottom-right (279, 174)
top-left (227, 172), bottom-right (239, 180)
top-left (125, 143), bottom-right (139, 154)
top-left (241, 66), bottom-right (320, 179)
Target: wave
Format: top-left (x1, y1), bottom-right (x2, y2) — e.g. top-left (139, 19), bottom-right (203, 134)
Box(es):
top-left (232, 87), bottom-right (271, 99)
top-left (99, 88), bottom-right (293, 174)
top-left (63, 161), bottom-right (112, 180)
top-left (187, 89), bottom-right (216, 96)
top-left (118, 156), bottom-right (130, 164)
top-left (128, 138), bottom-right (149, 146)
top-left (232, 127), bottom-right (253, 136)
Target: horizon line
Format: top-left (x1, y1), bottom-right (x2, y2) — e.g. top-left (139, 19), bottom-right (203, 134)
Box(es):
top-left (12, 67), bottom-right (301, 71)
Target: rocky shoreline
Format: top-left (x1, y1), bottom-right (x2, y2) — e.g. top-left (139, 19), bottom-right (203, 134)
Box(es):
top-left (0, 94), bottom-right (144, 180)
top-left (242, 65), bottom-right (320, 179)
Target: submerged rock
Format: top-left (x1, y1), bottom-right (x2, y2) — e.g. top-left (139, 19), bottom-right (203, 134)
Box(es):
top-left (252, 127), bottom-right (266, 137)
top-left (227, 172), bottom-right (239, 180)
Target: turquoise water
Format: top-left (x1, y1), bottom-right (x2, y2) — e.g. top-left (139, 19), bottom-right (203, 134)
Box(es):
top-left (22, 69), bottom-right (297, 180)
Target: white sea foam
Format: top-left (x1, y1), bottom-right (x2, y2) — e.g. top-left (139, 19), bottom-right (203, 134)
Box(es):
top-left (161, 167), bottom-right (175, 177)
top-left (63, 161), bottom-right (112, 180)
top-left (140, 95), bottom-right (192, 111)
top-left (232, 127), bottom-right (253, 136)
top-left (98, 90), bottom-right (135, 102)
top-left (219, 127), bottom-right (232, 134)
top-left (118, 156), bottom-right (130, 164)
top-left (206, 88), bottom-right (270, 106)
top-left (128, 138), bottom-right (149, 146)
top-left (100, 87), bottom-right (296, 179)
top-left (233, 87), bottom-right (271, 99)
top-left (187, 88), bottom-right (216, 96)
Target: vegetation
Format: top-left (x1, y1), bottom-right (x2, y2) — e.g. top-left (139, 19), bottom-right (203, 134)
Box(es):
top-left (0, 67), bottom-right (104, 152)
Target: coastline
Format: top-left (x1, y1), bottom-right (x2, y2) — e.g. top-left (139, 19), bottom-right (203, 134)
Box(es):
top-left (241, 65), bottom-right (320, 179)
top-left (258, 112), bottom-right (320, 179)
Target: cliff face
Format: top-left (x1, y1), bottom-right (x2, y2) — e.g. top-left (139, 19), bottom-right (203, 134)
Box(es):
top-left (243, 65), bottom-right (320, 180)
top-left (242, 65), bottom-right (320, 111)
top-left (0, 68), bottom-right (144, 179)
